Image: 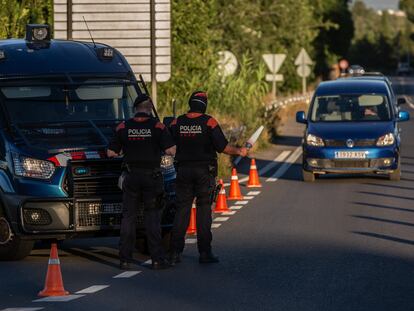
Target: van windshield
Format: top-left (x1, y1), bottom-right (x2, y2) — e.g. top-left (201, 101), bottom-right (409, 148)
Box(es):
top-left (0, 82), bottom-right (138, 124)
top-left (310, 94), bottom-right (392, 122)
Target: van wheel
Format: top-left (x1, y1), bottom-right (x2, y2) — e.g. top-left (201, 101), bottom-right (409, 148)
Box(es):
top-left (0, 217), bottom-right (34, 261)
top-left (389, 164), bottom-right (401, 181)
top-left (302, 169), bottom-right (315, 182)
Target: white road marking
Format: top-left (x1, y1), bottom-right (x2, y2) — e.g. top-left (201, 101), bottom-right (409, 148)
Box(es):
top-left (408, 101), bottom-right (414, 110)
top-left (235, 201), bottom-right (248, 205)
top-left (220, 211), bottom-right (236, 215)
top-left (113, 271), bottom-right (141, 278)
top-left (238, 151), bottom-right (291, 184)
top-left (211, 223), bottom-right (222, 228)
top-left (33, 295), bottom-right (84, 303)
top-left (247, 191), bottom-right (261, 195)
top-left (142, 259), bottom-right (152, 265)
top-left (2, 309), bottom-right (44, 311)
top-left (185, 238), bottom-right (197, 244)
top-left (266, 147), bottom-right (302, 182)
top-left (214, 217), bottom-right (230, 222)
top-left (243, 196), bottom-right (254, 200)
top-left (75, 285), bottom-right (109, 294)
top-left (230, 206), bottom-right (243, 210)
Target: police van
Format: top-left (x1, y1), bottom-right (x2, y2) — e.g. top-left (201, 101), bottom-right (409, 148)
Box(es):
top-left (0, 25), bottom-right (176, 260)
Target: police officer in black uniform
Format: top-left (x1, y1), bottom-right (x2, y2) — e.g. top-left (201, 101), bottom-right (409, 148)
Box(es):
top-left (107, 95), bottom-right (176, 270)
top-left (169, 91), bottom-right (248, 264)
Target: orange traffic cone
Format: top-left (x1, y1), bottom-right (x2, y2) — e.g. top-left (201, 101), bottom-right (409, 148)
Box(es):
top-left (38, 243), bottom-right (69, 297)
top-left (214, 179), bottom-right (230, 213)
top-left (186, 204), bottom-right (197, 234)
top-left (228, 168), bottom-right (243, 200)
top-left (247, 158), bottom-right (262, 188)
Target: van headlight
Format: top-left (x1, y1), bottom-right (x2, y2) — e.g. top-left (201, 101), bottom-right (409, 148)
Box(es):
top-left (376, 133), bottom-right (395, 146)
top-left (12, 154), bottom-right (55, 179)
top-left (306, 134), bottom-right (325, 147)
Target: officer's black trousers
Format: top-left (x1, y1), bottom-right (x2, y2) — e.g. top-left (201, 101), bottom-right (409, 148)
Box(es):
top-left (119, 169), bottom-right (165, 262)
top-left (171, 166), bottom-right (216, 254)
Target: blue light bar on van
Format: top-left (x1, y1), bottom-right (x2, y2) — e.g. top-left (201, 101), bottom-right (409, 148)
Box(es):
top-left (0, 50), bottom-right (5, 60)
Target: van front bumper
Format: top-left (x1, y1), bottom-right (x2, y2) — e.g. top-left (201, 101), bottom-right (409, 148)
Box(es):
top-left (303, 145), bottom-right (399, 174)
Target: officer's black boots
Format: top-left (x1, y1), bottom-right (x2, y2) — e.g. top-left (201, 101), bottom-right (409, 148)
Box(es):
top-left (168, 251), bottom-right (182, 266)
top-left (199, 252), bottom-right (219, 264)
top-left (120, 261), bottom-right (132, 270)
top-left (152, 258), bottom-right (172, 270)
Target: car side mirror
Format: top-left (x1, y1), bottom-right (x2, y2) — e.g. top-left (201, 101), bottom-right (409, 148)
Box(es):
top-left (163, 116), bottom-right (175, 127)
top-left (398, 111), bottom-right (410, 122)
top-left (296, 111), bottom-right (307, 124)
top-left (397, 97), bottom-right (407, 106)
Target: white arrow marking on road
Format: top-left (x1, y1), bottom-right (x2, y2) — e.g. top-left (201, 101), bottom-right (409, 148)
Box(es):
top-left (230, 206), bottom-right (243, 210)
top-left (185, 238), bottom-right (197, 244)
top-left (76, 285), bottom-right (110, 294)
top-left (235, 201), bottom-right (249, 205)
top-left (221, 211), bottom-right (237, 215)
top-left (295, 48), bottom-right (312, 66)
top-left (33, 295), bottom-right (84, 302)
top-left (214, 217), bottom-right (230, 222)
top-left (262, 54), bottom-right (286, 73)
top-left (247, 191), bottom-right (261, 195)
top-left (266, 147), bottom-right (302, 182)
top-left (113, 271), bottom-right (141, 278)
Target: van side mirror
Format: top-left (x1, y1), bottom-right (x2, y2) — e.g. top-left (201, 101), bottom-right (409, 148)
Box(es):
top-left (398, 111), bottom-right (410, 122)
top-left (296, 111), bottom-right (307, 124)
top-left (163, 116), bottom-right (175, 127)
top-left (397, 97), bottom-right (407, 106)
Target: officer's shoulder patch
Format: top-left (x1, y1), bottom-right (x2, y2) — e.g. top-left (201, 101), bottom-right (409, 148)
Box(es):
top-left (155, 122), bottom-right (166, 130)
top-left (116, 122), bottom-right (126, 131)
top-left (170, 119), bottom-right (177, 126)
top-left (206, 117), bottom-right (218, 129)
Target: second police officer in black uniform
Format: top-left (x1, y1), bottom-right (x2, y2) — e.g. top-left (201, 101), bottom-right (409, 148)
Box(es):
top-left (107, 95), bottom-right (176, 270)
top-left (169, 91), bottom-right (248, 264)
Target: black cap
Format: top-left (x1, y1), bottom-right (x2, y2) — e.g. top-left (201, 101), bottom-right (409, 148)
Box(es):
top-left (189, 91), bottom-right (208, 113)
top-left (134, 94), bottom-right (150, 107)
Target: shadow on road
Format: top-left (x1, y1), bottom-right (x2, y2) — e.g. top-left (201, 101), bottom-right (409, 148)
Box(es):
top-left (358, 191), bottom-right (414, 201)
top-left (352, 231), bottom-right (414, 247)
top-left (351, 215), bottom-right (414, 228)
top-left (353, 201), bottom-right (414, 213)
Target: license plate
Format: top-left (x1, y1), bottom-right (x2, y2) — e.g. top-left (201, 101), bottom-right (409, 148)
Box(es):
top-left (334, 151), bottom-right (367, 159)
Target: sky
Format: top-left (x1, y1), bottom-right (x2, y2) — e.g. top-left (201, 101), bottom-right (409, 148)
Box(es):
top-left (362, 0), bottom-right (399, 10)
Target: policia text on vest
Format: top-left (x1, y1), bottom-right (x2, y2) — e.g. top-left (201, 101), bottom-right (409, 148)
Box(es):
top-left (168, 91), bottom-right (248, 265)
top-left (107, 95), bottom-right (176, 270)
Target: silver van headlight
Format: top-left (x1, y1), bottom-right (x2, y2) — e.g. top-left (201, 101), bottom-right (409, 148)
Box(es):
top-left (12, 153), bottom-right (55, 179)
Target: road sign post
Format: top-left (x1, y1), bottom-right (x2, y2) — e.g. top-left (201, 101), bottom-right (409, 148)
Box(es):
top-left (295, 48), bottom-right (312, 95)
top-left (262, 54), bottom-right (286, 98)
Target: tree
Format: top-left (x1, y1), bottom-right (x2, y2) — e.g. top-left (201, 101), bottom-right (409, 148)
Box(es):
top-left (400, 0), bottom-right (414, 22)
top-left (312, 0), bottom-right (354, 78)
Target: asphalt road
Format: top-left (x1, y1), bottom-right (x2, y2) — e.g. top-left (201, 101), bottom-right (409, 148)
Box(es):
top-left (2, 77), bottom-right (414, 311)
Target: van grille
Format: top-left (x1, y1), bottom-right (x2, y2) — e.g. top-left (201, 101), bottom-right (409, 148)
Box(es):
top-left (325, 139), bottom-right (376, 147)
top-left (76, 201), bottom-right (145, 230)
top-left (69, 159), bottom-right (122, 197)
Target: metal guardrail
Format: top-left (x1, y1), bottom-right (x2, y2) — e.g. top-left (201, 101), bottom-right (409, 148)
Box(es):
top-left (264, 92), bottom-right (313, 117)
